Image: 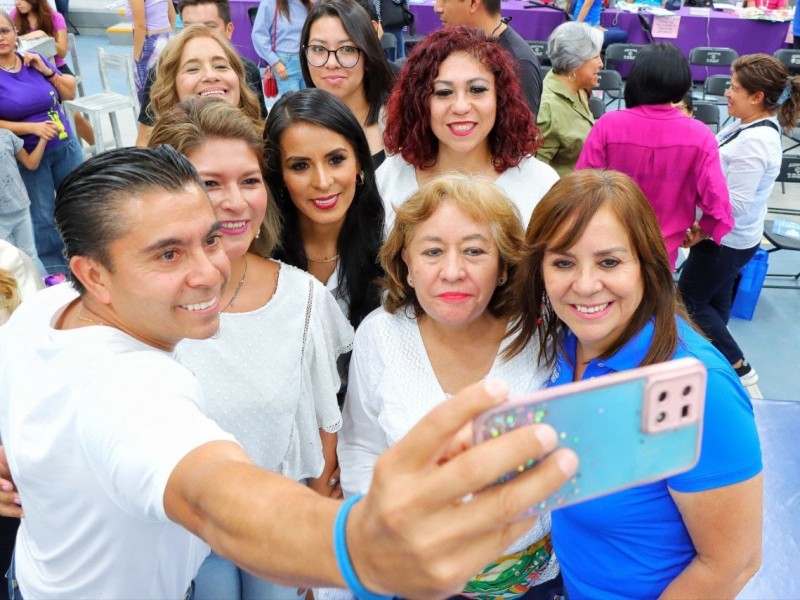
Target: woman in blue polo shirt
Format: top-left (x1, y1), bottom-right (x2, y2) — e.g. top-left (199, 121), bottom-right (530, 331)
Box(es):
top-left (506, 169), bottom-right (763, 599)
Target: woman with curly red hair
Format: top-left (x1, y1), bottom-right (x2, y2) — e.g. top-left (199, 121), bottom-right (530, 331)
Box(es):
top-left (378, 26), bottom-right (558, 234)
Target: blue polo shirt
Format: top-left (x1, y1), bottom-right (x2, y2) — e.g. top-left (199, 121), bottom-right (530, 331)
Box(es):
top-left (549, 317), bottom-right (762, 600)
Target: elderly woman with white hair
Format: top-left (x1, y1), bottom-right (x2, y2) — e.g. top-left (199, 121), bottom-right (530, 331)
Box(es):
top-left (535, 21), bottom-right (603, 176)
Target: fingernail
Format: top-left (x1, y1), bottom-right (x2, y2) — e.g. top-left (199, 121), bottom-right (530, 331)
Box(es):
top-left (13, 496), bottom-right (21, 506)
top-left (1, 484), bottom-right (11, 492)
top-left (483, 379), bottom-right (509, 402)
top-left (533, 424), bottom-right (557, 451)
top-left (556, 449), bottom-right (579, 476)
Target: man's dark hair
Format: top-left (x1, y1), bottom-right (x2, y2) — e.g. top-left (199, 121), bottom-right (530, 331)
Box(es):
top-left (482, 0), bottom-right (501, 15)
top-left (624, 42), bottom-right (691, 108)
top-left (55, 146), bottom-right (205, 295)
top-left (352, 0), bottom-right (379, 22)
top-left (177, 0), bottom-right (231, 24)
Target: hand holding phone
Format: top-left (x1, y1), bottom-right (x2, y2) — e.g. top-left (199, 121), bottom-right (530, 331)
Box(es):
top-left (473, 358), bottom-right (706, 515)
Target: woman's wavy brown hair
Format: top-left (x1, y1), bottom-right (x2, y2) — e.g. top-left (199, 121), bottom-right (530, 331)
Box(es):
top-left (381, 173), bottom-right (524, 319)
top-left (149, 25), bottom-right (261, 124)
top-left (149, 98), bottom-right (280, 257)
top-left (506, 169), bottom-right (687, 369)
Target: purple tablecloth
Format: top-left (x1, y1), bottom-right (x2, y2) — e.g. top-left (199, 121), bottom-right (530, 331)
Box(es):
top-left (227, 0), bottom-right (791, 76)
top-left (411, 0), bottom-right (791, 78)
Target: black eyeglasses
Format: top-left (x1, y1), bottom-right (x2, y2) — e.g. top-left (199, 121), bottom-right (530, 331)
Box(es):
top-left (304, 44), bottom-right (362, 68)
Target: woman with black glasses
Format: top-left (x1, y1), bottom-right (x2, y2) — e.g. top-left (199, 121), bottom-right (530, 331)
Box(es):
top-left (299, 0), bottom-right (395, 168)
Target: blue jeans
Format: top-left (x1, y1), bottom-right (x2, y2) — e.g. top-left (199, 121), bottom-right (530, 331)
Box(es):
top-left (385, 27), bottom-right (406, 59)
top-left (602, 27), bottom-right (628, 49)
top-left (0, 208), bottom-right (39, 269)
top-left (194, 551), bottom-right (303, 600)
top-left (275, 51), bottom-right (306, 97)
top-left (17, 136), bottom-right (83, 275)
top-left (678, 239), bottom-right (759, 364)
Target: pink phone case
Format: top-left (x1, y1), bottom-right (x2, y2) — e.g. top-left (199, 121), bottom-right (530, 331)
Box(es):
top-left (473, 357), bottom-right (707, 515)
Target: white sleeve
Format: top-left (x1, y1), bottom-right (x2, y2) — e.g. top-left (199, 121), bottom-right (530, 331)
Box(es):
top-left (724, 134), bottom-right (772, 219)
top-left (77, 351), bottom-right (238, 522)
top-left (303, 280), bottom-right (354, 433)
top-left (337, 323), bottom-right (389, 497)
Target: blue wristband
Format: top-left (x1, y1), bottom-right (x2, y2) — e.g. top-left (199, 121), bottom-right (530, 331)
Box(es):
top-left (333, 494), bottom-right (394, 600)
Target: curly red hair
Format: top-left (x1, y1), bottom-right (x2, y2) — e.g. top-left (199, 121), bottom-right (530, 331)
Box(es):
top-left (383, 26), bottom-right (541, 173)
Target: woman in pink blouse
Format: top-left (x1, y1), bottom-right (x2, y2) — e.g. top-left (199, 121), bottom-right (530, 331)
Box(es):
top-left (576, 43), bottom-right (733, 269)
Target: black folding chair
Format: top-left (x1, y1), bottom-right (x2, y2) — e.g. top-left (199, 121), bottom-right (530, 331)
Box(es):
top-left (773, 49), bottom-right (800, 75)
top-left (247, 5), bottom-right (259, 26)
top-left (692, 100), bottom-right (720, 131)
top-left (689, 46), bottom-right (738, 98)
top-left (593, 69), bottom-right (624, 109)
top-left (588, 95), bottom-right (605, 120)
top-left (762, 219), bottom-right (800, 288)
top-left (603, 43), bottom-right (647, 107)
top-left (526, 40), bottom-right (551, 66)
top-left (380, 33), bottom-right (397, 62)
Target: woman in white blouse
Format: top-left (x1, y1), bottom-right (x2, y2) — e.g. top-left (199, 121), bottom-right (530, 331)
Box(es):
top-left (149, 99), bottom-right (353, 600)
top-left (678, 54), bottom-right (800, 386)
top-left (378, 27), bottom-right (559, 235)
top-left (337, 175), bottom-right (563, 600)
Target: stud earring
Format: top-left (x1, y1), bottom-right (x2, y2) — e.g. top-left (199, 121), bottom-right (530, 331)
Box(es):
top-left (498, 276), bottom-right (506, 286)
top-left (407, 276), bottom-right (414, 287)
top-left (357, 170), bottom-right (365, 185)
top-left (255, 227), bottom-right (261, 239)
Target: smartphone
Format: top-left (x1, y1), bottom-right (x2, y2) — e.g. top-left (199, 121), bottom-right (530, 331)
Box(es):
top-left (473, 357), bottom-right (707, 514)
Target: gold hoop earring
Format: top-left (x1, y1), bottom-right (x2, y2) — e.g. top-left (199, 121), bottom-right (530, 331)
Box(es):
top-left (568, 71), bottom-right (577, 82)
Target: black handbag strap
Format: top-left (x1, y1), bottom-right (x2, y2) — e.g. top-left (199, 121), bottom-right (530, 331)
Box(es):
top-left (718, 119), bottom-right (779, 149)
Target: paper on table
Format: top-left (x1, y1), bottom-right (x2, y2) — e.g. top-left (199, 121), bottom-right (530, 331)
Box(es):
top-left (652, 14), bottom-right (681, 37)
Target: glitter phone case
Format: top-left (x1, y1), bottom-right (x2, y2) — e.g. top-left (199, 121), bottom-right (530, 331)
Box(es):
top-left (473, 357), bottom-right (706, 515)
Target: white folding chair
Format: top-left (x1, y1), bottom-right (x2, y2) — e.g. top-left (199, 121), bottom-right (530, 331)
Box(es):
top-left (67, 32), bottom-right (84, 97)
top-left (63, 47), bottom-right (139, 155)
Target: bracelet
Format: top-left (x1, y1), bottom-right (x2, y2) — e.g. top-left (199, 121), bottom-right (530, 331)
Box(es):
top-left (333, 494), bottom-right (394, 600)
top-left (45, 70), bottom-right (57, 79)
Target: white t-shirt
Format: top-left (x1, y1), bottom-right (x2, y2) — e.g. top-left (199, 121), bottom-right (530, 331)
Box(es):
top-left (337, 307), bottom-right (558, 586)
top-left (376, 154), bottom-right (560, 236)
top-left (0, 284), bottom-right (238, 598)
top-left (717, 116), bottom-right (782, 249)
top-left (177, 261), bottom-right (352, 481)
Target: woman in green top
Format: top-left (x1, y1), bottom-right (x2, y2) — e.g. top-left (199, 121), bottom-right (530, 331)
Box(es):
top-left (536, 22), bottom-right (603, 176)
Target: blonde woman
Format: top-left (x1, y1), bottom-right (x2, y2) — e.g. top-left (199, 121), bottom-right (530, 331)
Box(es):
top-left (338, 175), bottom-right (562, 600)
top-left (149, 25), bottom-right (261, 124)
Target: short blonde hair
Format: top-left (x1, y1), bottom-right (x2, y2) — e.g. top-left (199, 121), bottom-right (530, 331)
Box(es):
top-left (149, 98), bottom-right (280, 257)
top-left (149, 25), bottom-right (261, 124)
top-left (380, 174), bottom-right (524, 318)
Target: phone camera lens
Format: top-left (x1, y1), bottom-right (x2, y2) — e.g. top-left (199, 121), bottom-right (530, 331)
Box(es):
top-left (682, 385), bottom-right (692, 396)
top-left (656, 411), bottom-right (667, 423)
top-left (658, 391), bottom-right (667, 402)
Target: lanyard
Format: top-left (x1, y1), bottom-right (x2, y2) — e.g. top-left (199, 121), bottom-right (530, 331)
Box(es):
top-left (718, 119), bottom-right (779, 149)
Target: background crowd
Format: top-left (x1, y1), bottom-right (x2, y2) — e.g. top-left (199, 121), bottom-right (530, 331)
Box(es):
top-left (1, 0), bottom-right (799, 597)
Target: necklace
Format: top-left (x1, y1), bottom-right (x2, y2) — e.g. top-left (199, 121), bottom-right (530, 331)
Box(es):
top-left (222, 254), bottom-right (248, 311)
top-left (307, 254), bottom-right (339, 264)
top-left (77, 303), bottom-right (106, 326)
top-left (0, 55), bottom-right (18, 72)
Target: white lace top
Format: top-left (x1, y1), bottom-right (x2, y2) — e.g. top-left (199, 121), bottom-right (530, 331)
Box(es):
top-left (177, 261), bottom-right (354, 481)
top-left (338, 307), bottom-right (558, 582)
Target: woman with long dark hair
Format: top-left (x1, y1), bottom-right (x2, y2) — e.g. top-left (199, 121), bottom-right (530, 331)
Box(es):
top-left (299, 0), bottom-right (395, 166)
top-left (264, 88), bottom-right (384, 330)
top-left (251, 0), bottom-right (311, 96)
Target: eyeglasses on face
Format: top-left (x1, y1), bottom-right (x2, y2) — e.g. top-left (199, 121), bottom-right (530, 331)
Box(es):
top-left (0, 26), bottom-right (16, 37)
top-left (304, 44), bottom-right (362, 68)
